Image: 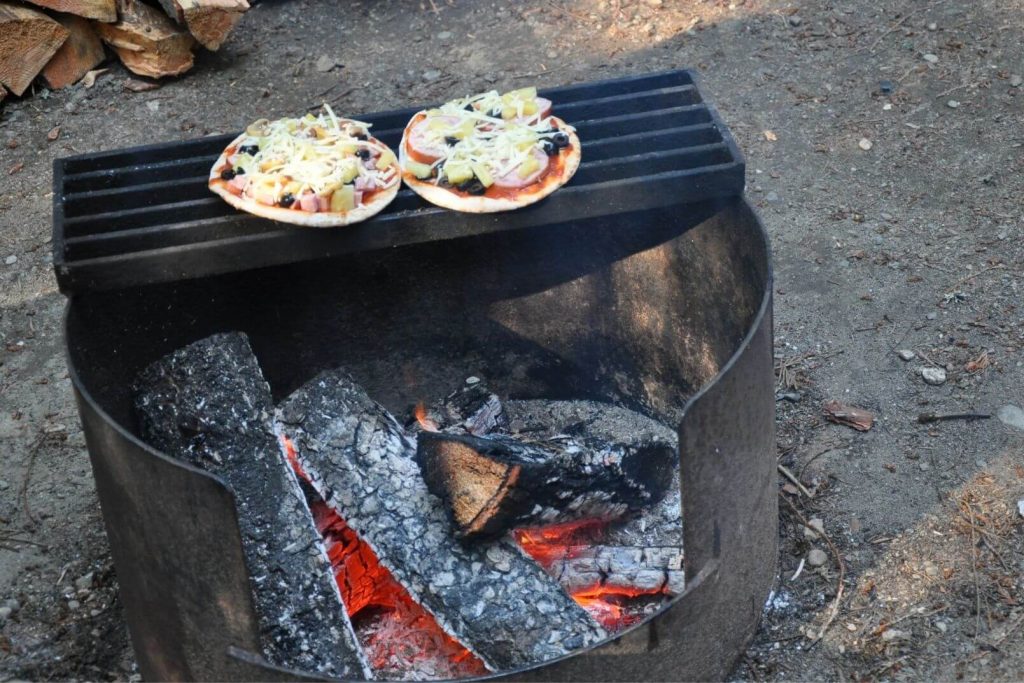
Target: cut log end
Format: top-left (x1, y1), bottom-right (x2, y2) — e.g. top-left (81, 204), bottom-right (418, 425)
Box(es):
top-left (95, 0), bottom-right (195, 79)
top-left (42, 14), bottom-right (105, 89)
top-left (24, 0), bottom-right (116, 22)
top-left (0, 2), bottom-right (70, 96)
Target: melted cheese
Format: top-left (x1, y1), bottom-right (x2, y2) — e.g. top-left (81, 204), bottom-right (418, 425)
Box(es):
top-left (232, 106), bottom-right (399, 207)
top-left (407, 89), bottom-right (575, 186)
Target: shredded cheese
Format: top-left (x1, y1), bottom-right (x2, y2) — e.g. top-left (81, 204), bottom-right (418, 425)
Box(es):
top-left (229, 108), bottom-right (399, 209)
top-left (405, 89), bottom-right (575, 188)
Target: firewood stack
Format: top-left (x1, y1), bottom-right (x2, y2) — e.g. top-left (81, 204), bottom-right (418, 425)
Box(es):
top-left (0, 0), bottom-right (248, 96)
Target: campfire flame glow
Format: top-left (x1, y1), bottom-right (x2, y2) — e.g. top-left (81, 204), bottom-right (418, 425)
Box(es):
top-left (283, 437), bottom-right (486, 679)
top-left (515, 521), bottom-right (672, 632)
top-left (413, 401), bottom-right (439, 432)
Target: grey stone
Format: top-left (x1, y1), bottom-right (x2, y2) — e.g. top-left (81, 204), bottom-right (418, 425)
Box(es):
top-left (919, 462), bottom-right (930, 471)
top-left (882, 628), bottom-right (910, 641)
top-left (0, 606), bottom-right (11, 621)
top-left (436, 31), bottom-right (452, 41)
top-left (803, 517), bottom-right (824, 540)
top-left (423, 69), bottom-right (442, 82)
top-left (927, 22), bottom-right (937, 31)
top-left (946, 100), bottom-right (960, 109)
top-left (788, 15), bottom-right (802, 26)
top-left (67, 599), bottom-right (81, 610)
top-left (766, 191), bottom-right (779, 202)
top-left (314, 55), bottom-right (340, 73)
top-left (926, 311), bottom-right (938, 320)
top-left (923, 53), bottom-right (939, 63)
top-left (1010, 75), bottom-right (1023, 88)
top-left (146, 100), bottom-right (160, 113)
top-left (897, 349), bottom-right (916, 361)
top-left (921, 367), bottom-right (947, 385)
top-left (996, 405), bottom-right (1024, 431)
top-left (807, 548), bottom-right (828, 567)
top-left (75, 572), bottom-right (94, 591)
top-left (4, 255), bottom-right (16, 265)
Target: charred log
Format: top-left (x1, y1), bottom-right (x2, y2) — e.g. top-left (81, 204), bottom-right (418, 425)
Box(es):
top-left (132, 333), bottom-right (370, 680)
top-left (413, 379), bottom-right (509, 436)
top-left (416, 431), bottom-right (676, 541)
top-left (504, 399), bottom-right (684, 548)
top-left (277, 370), bottom-right (606, 672)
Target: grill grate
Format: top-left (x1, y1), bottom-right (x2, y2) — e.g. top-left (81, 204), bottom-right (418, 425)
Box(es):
top-left (52, 69), bottom-right (744, 293)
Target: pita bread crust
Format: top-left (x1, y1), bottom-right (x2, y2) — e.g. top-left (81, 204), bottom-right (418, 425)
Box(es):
top-left (208, 131), bottom-right (400, 228)
top-left (399, 115), bottom-right (581, 213)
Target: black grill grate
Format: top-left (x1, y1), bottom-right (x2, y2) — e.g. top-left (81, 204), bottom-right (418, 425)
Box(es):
top-left (52, 69), bottom-right (745, 293)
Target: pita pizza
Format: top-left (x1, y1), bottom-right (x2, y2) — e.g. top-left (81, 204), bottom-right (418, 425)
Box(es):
top-left (209, 107), bottom-right (401, 227)
top-left (399, 88), bottom-right (581, 213)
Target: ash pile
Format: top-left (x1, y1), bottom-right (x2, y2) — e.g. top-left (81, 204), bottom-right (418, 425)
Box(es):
top-left (133, 332), bottom-right (684, 680)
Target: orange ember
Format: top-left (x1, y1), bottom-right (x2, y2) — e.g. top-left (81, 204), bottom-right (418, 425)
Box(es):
top-left (413, 401), bottom-right (440, 432)
top-left (515, 520), bottom-right (671, 632)
top-left (284, 435), bottom-right (486, 679)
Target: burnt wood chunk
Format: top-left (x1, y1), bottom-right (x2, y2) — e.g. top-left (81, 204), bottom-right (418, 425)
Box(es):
top-left (526, 543), bottom-right (685, 596)
top-left (277, 370), bottom-right (606, 672)
top-left (416, 431), bottom-right (676, 541)
top-left (417, 379), bottom-right (509, 436)
top-left (132, 333), bottom-right (371, 680)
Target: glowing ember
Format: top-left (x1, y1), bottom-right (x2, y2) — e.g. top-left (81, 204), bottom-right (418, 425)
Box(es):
top-left (515, 521), bottom-right (672, 632)
top-left (413, 401), bottom-right (439, 432)
top-left (283, 436), bottom-right (486, 680)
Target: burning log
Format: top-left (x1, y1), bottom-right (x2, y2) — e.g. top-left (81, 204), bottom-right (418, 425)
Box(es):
top-left (0, 2), bottom-right (69, 96)
top-left (41, 14), bottom-right (106, 90)
top-left (277, 370), bottom-right (607, 672)
top-left (133, 333), bottom-right (371, 680)
top-left (95, 0), bottom-right (195, 79)
top-left (414, 379), bottom-right (508, 436)
top-left (153, 0), bottom-right (249, 51)
top-left (416, 431), bottom-right (676, 541)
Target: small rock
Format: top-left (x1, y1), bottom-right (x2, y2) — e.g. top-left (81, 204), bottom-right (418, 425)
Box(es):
top-left (897, 349), bottom-right (916, 361)
top-left (946, 100), bottom-right (960, 109)
top-left (807, 548), bottom-right (828, 567)
top-left (919, 462), bottom-right (930, 471)
top-left (927, 22), bottom-right (937, 31)
top-left (645, 0), bottom-right (662, 6)
top-left (1010, 75), bottom-right (1023, 88)
top-left (803, 517), bottom-right (825, 540)
top-left (882, 628), bottom-right (910, 641)
top-left (0, 606), bottom-right (11, 622)
top-left (4, 255), bottom-right (16, 265)
top-left (882, 102), bottom-right (892, 111)
top-left (422, 69), bottom-right (442, 82)
top-left (3, 599), bottom-right (19, 613)
top-left (314, 55), bottom-right (340, 73)
top-left (924, 561), bottom-right (939, 577)
top-left (936, 620), bottom-right (948, 633)
top-left (64, 102), bottom-right (76, 114)
top-left (923, 53), bottom-right (939, 63)
top-left (1017, 498), bottom-right (1024, 518)
top-left (878, 79), bottom-right (894, 95)
top-left (995, 405), bottom-right (1024, 431)
top-left (68, 599), bottom-right (81, 610)
top-left (921, 367), bottom-right (947, 386)
top-left (465, 376), bottom-right (480, 385)
top-left (546, 49), bottom-right (559, 60)
top-left (75, 572), bottom-right (95, 591)
top-left (436, 31), bottom-right (452, 41)
top-left (765, 191), bottom-right (779, 203)
top-left (858, 138), bottom-right (873, 151)
top-left (145, 100), bottom-right (160, 113)
top-left (0, 480), bottom-right (7, 490)
top-left (881, 212), bottom-right (893, 221)
top-left (788, 15), bottom-right (802, 26)
top-left (926, 311), bottom-right (938, 320)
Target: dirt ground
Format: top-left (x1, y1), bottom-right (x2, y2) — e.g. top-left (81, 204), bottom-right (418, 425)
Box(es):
top-left (1, 0), bottom-right (1023, 680)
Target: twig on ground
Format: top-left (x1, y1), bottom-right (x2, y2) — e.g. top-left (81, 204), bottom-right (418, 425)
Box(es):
top-left (936, 81), bottom-right (979, 98)
top-left (19, 436), bottom-right (43, 527)
top-left (948, 264), bottom-right (1006, 292)
top-left (778, 464), bottom-right (813, 498)
top-left (779, 493), bottom-right (846, 648)
top-left (917, 412), bottom-right (991, 424)
top-left (799, 444), bottom-right (841, 480)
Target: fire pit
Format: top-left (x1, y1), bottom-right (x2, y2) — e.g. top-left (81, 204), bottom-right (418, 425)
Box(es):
top-left (57, 70), bottom-right (777, 681)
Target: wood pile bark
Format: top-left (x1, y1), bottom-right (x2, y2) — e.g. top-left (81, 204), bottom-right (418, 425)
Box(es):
top-left (0, 0), bottom-right (248, 96)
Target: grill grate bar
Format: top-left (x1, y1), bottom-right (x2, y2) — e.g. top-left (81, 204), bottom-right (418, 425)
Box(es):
top-left (53, 69), bottom-right (745, 293)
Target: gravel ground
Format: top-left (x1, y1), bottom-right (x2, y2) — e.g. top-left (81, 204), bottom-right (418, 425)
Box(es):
top-left (1, 0), bottom-right (1022, 680)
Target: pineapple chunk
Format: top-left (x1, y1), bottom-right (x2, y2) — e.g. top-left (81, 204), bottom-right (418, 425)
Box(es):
top-left (330, 185), bottom-right (355, 212)
top-left (444, 162), bottom-right (473, 185)
top-left (376, 149), bottom-right (398, 170)
top-left (522, 100), bottom-right (539, 116)
top-left (517, 154), bottom-right (541, 179)
top-left (339, 160), bottom-right (360, 184)
top-left (404, 159), bottom-right (434, 179)
top-left (501, 105), bottom-right (517, 120)
top-left (508, 86), bottom-right (538, 100)
top-left (471, 162), bottom-right (494, 188)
